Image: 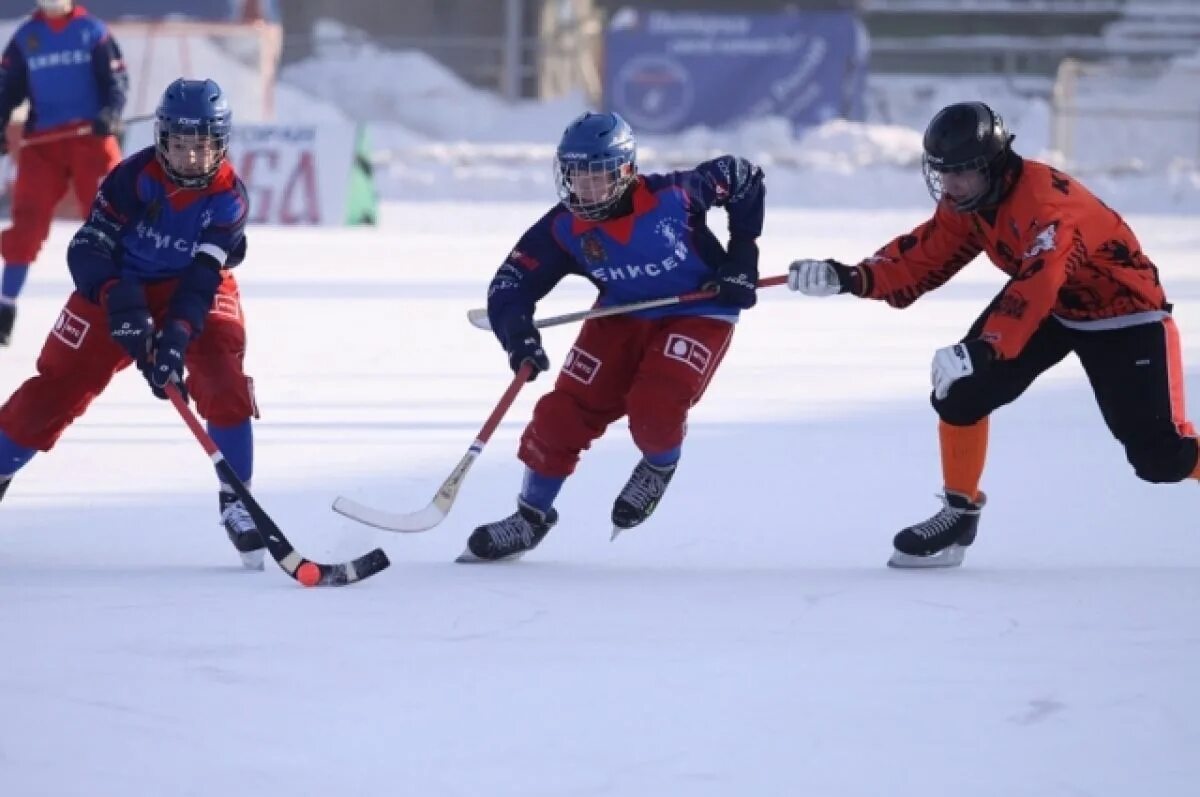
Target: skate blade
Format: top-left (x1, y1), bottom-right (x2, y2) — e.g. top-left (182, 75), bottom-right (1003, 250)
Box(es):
top-left (887, 545), bottom-right (966, 569)
top-left (455, 547), bottom-right (527, 564)
top-left (610, 526), bottom-right (623, 542)
top-left (239, 549), bottom-right (266, 571)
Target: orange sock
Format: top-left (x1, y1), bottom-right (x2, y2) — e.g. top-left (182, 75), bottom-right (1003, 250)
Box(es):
top-left (939, 418), bottom-right (988, 501)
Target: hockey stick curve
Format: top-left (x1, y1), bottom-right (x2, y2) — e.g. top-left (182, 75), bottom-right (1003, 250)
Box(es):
top-left (465, 274), bottom-right (789, 331)
top-left (332, 362), bottom-right (534, 532)
top-left (166, 384), bottom-right (391, 586)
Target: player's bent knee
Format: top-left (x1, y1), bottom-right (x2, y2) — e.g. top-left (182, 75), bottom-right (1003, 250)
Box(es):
top-left (189, 368), bottom-right (254, 426)
top-left (1126, 437), bottom-right (1199, 484)
top-left (932, 393), bottom-right (991, 427)
top-left (528, 390), bottom-right (600, 448)
top-left (627, 386), bottom-right (689, 453)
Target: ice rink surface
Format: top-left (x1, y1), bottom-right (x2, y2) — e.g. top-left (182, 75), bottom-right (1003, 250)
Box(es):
top-left (2, 204), bottom-right (1198, 796)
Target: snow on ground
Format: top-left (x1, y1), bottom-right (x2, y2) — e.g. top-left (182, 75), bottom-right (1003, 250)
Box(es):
top-left (272, 21), bottom-right (1200, 212)
top-left (2, 204), bottom-right (1199, 795)
top-left (2, 13), bottom-right (1195, 211)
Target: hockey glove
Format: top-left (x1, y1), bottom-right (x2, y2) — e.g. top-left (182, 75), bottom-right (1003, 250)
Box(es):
top-left (93, 108), bottom-right (123, 138)
top-left (710, 237), bottom-right (759, 309)
top-left (931, 339), bottom-right (994, 400)
top-left (788, 259), bottom-right (859, 296)
top-left (104, 280), bottom-right (154, 364)
top-left (499, 315), bottom-right (550, 381)
top-left (146, 320), bottom-right (191, 400)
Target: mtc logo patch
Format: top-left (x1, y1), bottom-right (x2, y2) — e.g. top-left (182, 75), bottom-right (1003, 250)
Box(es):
top-left (664, 333), bottom-right (711, 374)
top-left (212, 293), bottom-right (241, 321)
top-left (52, 307), bottom-right (90, 350)
top-left (563, 346), bottom-right (601, 385)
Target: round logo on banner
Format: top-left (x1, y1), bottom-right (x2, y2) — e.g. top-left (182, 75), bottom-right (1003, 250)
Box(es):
top-left (612, 55), bottom-right (694, 133)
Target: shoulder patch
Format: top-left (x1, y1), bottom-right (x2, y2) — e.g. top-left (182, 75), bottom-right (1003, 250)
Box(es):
top-left (1024, 223), bottom-right (1058, 259)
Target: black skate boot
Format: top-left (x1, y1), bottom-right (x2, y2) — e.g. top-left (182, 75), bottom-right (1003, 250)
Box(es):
top-left (219, 485), bottom-right (266, 570)
top-left (610, 458), bottom-right (677, 539)
top-left (889, 490), bottom-right (986, 569)
top-left (0, 302), bottom-right (14, 347)
top-left (0, 475), bottom-right (11, 502)
top-left (457, 498), bottom-right (558, 563)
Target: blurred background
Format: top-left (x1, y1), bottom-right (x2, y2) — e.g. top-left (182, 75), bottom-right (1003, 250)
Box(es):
top-left (1, 0), bottom-right (1198, 217)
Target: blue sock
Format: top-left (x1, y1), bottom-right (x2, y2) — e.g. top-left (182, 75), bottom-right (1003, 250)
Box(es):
top-left (208, 420), bottom-right (253, 485)
top-left (0, 430), bottom-right (36, 477)
top-left (1, 263), bottom-right (29, 301)
top-left (645, 445), bottom-right (681, 469)
top-left (519, 467), bottom-right (565, 512)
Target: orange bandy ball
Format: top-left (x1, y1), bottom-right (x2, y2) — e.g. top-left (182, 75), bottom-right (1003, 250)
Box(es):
top-left (296, 562), bottom-right (321, 587)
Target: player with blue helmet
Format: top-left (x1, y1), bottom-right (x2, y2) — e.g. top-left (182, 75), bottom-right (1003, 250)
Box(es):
top-left (0, 0), bottom-right (129, 345)
top-left (0, 78), bottom-right (264, 569)
top-left (461, 111), bottom-right (766, 562)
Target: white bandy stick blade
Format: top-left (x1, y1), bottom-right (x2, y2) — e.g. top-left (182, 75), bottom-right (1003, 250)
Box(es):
top-left (331, 495), bottom-right (448, 533)
top-left (466, 308), bottom-right (491, 330)
top-left (331, 449), bottom-right (479, 534)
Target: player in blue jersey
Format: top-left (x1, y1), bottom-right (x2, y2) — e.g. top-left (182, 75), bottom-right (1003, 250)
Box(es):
top-left (0, 0), bottom-right (128, 345)
top-left (0, 78), bottom-right (264, 569)
top-left (460, 111), bottom-right (766, 562)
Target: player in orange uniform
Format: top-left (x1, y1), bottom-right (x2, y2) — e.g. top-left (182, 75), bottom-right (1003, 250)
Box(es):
top-left (788, 101), bottom-right (1196, 568)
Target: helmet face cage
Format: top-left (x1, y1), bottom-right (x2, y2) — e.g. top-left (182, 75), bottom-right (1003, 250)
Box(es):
top-left (922, 153), bottom-right (993, 212)
top-left (155, 119), bottom-right (229, 189)
top-left (36, 0), bottom-right (72, 14)
top-left (555, 152), bottom-right (636, 222)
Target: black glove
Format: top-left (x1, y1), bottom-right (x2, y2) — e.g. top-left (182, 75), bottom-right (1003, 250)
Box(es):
top-left (499, 314), bottom-right (549, 381)
top-left (104, 280), bottom-right (154, 364)
top-left (93, 108), bottom-right (122, 138)
top-left (145, 320), bottom-right (190, 400)
top-left (711, 237), bottom-right (759, 309)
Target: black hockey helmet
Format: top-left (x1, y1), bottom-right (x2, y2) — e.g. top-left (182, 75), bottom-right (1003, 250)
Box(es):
top-left (921, 101), bottom-right (1014, 212)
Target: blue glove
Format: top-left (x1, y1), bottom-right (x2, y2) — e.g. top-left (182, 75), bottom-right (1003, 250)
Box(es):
top-left (499, 314), bottom-right (549, 381)
top-left (104, 280), bottom-right (154, 364)
top-left (146, 320), bottom-right (191, 400)
top-left (711, 238), bottom-right (759, 309)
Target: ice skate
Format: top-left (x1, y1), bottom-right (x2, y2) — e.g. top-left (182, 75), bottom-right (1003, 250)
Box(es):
top-left (458, 498), bottom-right (557, 562)
top-left (888, 490), bottom-right (985, 568)
top-left (220, 486), bottom-right (266, 570)
top-left (610, 458), bottom-right (677, 540)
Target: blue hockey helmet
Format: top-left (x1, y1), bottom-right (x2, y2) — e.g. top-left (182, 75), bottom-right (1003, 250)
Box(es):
top-left (155, 78), bottom-right (232, 189)
top-left (554, 111), bottom-right (637, 221)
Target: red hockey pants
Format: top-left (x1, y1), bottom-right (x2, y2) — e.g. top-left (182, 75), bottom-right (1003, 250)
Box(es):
top-left (0, 273), bottom-right (255, 451)
top-left (518, 314), bottom-right (735, 478)
top-left (1, 130), bottom-right (121, 265)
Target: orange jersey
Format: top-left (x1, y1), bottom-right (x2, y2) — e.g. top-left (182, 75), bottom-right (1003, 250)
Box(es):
top-left (854, 158), bottom-right (1167, 359)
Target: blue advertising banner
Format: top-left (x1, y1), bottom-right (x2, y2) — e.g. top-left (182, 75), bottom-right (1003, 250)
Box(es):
top-left (604, 9), bottom-right (867, 134)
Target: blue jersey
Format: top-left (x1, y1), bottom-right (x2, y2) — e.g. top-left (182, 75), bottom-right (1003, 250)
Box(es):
top-left (487, 155), bottom-right (765, 337)
top-left (0, 6), bottom-right (127, 132)
top-left (67, 147), bottom-right (249, 328)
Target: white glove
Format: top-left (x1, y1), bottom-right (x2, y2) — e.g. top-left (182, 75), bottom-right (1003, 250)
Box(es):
top-left (788, 259), bottom-right (842, 296)
top-left (931, 343), bottom-right (976, 400)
